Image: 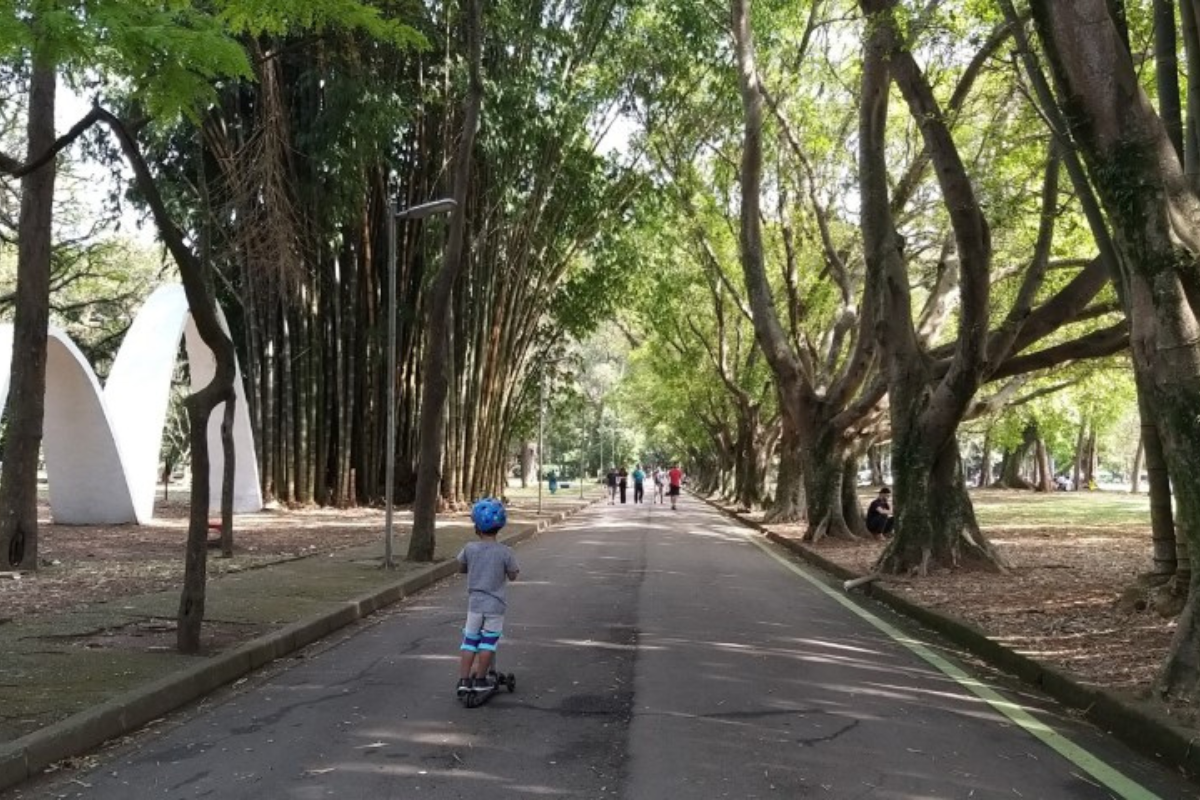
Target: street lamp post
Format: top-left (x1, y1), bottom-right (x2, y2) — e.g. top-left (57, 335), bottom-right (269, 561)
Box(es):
top-left (537, 372), bottom-right (545, 514)
top-left (385, 197), bottom-right (457, 569)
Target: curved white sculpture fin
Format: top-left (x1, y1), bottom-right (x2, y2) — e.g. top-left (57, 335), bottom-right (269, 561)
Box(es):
top-left (105, 285), bottom-right (191, 522)
top-left (43, 330), bottom-right (139, 524)
top-left (0, 283), bottom-right (263, 525)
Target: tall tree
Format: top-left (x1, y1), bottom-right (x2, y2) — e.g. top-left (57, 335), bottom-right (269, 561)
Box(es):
top-left (0, 1), bottom-right (254, 571)
top-left (0, 55), bottom-right (55, 569)
top-left (999, 0), bottom-right (1187, 600)
top-left (409, 0), bottom-right (483, 562)
top-left (1029, 0), bottom-right (1200, 701)
top-left (732, 0), bottom-right (883, 540)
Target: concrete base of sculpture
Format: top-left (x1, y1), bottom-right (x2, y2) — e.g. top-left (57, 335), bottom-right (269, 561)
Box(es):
top-left (0, 284), bottom-right (263, 524)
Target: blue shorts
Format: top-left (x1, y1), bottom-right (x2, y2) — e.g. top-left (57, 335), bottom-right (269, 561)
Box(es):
top-left (461, 611), bottom-right (505, 653)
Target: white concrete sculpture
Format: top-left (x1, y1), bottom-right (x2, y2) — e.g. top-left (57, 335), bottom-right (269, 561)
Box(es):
top-left (0, 283), bottom-right (263, 524)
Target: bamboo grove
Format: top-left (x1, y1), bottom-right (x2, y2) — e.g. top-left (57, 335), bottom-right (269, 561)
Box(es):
top-left (126, 0), bottom-right (641, 512)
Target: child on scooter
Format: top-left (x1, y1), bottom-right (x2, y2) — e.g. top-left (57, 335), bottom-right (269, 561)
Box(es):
top-left (456, 498), bottom-right (520, 695)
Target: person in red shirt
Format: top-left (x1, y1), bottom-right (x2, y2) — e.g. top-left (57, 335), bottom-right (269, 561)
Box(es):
top-left (667, 464), bottom-right (684, 510)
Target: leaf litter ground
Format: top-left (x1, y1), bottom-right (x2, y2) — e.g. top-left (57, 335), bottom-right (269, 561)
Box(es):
top-left (3, 485), bottom-right (558, 624)
top-left (741, 489), bottom-right (1189, 718)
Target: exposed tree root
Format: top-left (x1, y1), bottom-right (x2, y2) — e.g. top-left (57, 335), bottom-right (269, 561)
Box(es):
top-left (804, 513), bottom-right (858, 545)
top-left (763, 503), bottom-right (805, 525)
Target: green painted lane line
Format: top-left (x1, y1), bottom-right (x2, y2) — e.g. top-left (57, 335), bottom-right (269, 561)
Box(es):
top-left (740, 531), bottom-right (1161, 800)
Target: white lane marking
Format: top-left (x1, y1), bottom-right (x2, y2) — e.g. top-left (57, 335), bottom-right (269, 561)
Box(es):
top-left (739, 529), bottom-right (1161, 800)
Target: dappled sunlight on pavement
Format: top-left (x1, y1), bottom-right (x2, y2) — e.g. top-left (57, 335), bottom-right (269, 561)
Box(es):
top-left (20, 487), bottom-right (1194, 800)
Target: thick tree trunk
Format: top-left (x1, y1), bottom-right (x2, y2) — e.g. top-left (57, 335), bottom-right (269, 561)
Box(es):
top-left (841, 454), bottom-right (868, 537)
top-left (868, 443), bottom-right (886, 486)
top-left (1130, 436), bottom-right (1144, 493)
top-left (1085, 428), bottom-right (1099, 487)
top-left (977, 429), bottom-right (993, 488)
top-left (1155, 0), bottom-right (1184, 158)
top-left (733, 411), bottom-right (764, 510)
top-left (1180, 0), bottom-right (1200, 188)
top-left (1034, 435), bottom-right (1053, 492)
top-left (1140, 391), bottom-right (1177, 580)
top-left (859, 0), bottom-right (1002, 574)
top-left (799, 423), bottom-right (854, 543)
top-left (764, 417), bottom-right (805, 524)
top-left (733, 0), bottom-right (881, 543)
top-left (409, 0), bottom-right (483, 562)
top-left (0, 62), bottom-right (56, 570)
top-left (1030, 0), bottom-right (1200, 699)
top-left (1072, 421), bottom-right (1086, 493)
top-left (876, 434), bottom-right (1004, 575)
top-left (999, 427), bottom-right (1037, 489)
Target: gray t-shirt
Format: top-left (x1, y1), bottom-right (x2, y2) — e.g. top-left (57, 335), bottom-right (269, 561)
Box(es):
top-left (456, 540), bottom-right (520, 614)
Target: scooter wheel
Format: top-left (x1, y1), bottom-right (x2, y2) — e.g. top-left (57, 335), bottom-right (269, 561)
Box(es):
top-left (506, 674), bottom-right (516, 692)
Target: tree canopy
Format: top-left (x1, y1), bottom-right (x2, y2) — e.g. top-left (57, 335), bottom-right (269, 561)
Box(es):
top-left (6, 0), bottom-right (1200, 694)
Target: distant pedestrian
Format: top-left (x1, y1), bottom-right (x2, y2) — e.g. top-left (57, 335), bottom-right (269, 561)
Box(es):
top-left (456, 498), bottom-right (520, 696)
top-left (653, 466), bottom-right (665, 504)
top-left (618, 467), bottom-right (629, 504)
top-left (606, 467), bottom-right (617, 505)
top-left (866, 487), bottom-right (894, 538)
top-left (633, 464), bottom-right (646, 503)
top-left (668, 463), bottom-right (683, 510)
top-left (548, 469), bottom-right (558, 495)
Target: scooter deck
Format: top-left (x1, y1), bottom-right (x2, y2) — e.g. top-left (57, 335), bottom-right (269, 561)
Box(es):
top-left (461, 672), bottom-right (516, 708)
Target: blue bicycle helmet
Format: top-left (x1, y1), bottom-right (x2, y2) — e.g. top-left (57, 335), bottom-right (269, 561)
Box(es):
top-left (471, 497), bottom-right (507, 533)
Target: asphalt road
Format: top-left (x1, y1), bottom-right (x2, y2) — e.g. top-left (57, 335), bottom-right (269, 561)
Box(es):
top-left (24, 496), bottom-right (1199, 799)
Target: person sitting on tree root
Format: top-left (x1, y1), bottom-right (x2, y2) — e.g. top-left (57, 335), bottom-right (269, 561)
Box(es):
top-left (865, 487), bottom-right (894, 538)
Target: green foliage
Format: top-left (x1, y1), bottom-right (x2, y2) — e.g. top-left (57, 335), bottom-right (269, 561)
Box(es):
top-left (215, 0), bottom-right (425, 48)
top-left (0, 0), bottom-right (425, 121)
top-left (986, 361), bottom-right (1136, 467)
top-left (0, 235), bottom-right (165, 374)
top-left (0, 1), bottom-right (254, 118)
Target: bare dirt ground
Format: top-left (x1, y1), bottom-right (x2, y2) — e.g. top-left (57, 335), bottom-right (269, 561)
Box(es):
top-left (743, 489), bottom-right (1186, 713)
top-left (2, 483), bottom-right (573, 622)
top-left (0, 492), bottom-right (390, 619)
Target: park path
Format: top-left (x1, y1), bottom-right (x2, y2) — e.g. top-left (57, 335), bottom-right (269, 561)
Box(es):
top-left (21, 494), bottom-right (1196, 799)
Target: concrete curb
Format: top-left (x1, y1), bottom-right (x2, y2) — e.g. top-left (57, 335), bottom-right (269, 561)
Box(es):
top-left (698, 495), bottom-right (1200, 780)
top-left (0, 497), bottom-right (599, 793)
